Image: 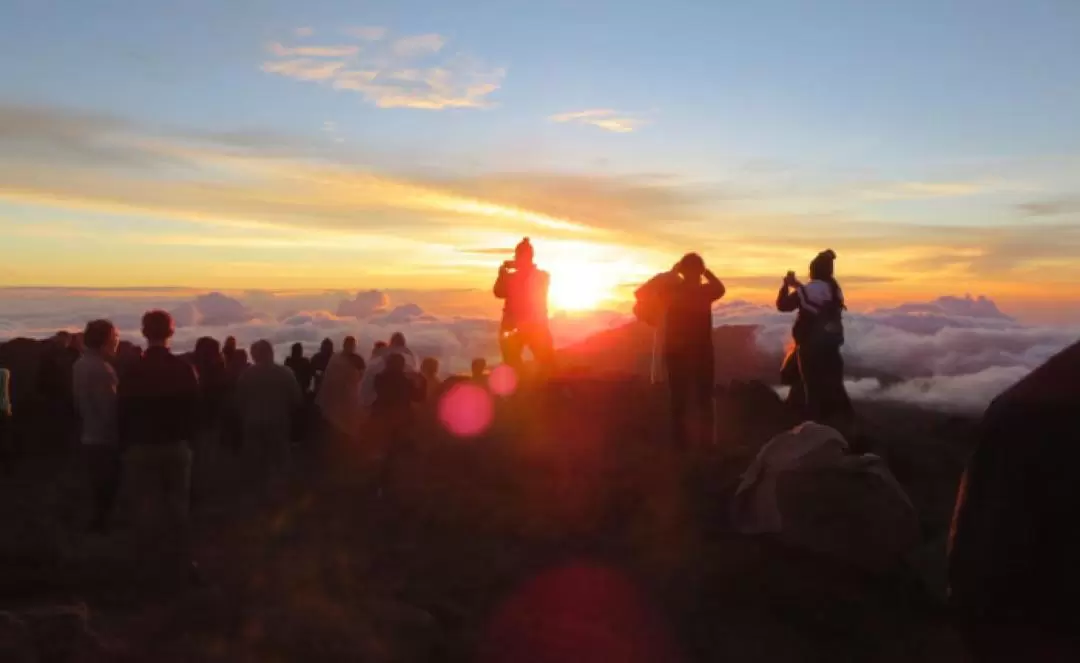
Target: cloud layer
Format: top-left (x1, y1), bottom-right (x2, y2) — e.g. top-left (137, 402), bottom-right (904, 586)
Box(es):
top-left (715, 295), bottom-right (1078, 413)
top-left (1, 289), bottom-right (1075, 413)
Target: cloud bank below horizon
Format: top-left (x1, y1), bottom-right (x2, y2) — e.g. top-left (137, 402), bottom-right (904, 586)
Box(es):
top-left (0, 289), bottom-right (1074, 413)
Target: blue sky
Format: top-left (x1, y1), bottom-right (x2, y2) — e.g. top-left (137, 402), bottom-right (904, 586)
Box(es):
top-left (1, 0), bottom-right (1079, 317)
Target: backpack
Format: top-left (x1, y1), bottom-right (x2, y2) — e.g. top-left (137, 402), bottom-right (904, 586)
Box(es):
top-left (799, 284), bottom-right (845, 348)
top-left (633, 273), bottom-right (672, 327)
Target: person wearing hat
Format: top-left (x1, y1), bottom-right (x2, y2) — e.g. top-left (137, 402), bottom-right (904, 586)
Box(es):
top-left (493, 238), bottom-right (554, 374)
top-left (776, 249), bottom-right (852, 426)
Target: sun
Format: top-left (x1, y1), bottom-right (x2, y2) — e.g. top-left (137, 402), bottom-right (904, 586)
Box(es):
top-left (548, 260), bottom-right (613, 312)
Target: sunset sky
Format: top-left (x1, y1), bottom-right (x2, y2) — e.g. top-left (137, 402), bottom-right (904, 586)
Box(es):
top-left (2, 0), bottom-right (1079, 321)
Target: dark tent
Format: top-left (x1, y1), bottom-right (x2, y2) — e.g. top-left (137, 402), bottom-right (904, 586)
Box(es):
top-left (948, 339), bottom-right (1080, 660)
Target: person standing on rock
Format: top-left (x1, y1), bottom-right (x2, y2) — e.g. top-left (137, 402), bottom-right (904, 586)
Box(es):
top-left (72, 319), bottom-right (122, 533)
top-left (493, 237), bottom-right (554, 376)
top-left (775, 249), bottom-right (852, 428)
top-left (657, 253), bottom-right (726, 448)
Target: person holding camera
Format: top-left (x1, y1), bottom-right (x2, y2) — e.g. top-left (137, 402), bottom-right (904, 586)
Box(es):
top-left (775, 249), bottom-right (852, 427)
top-left (493, 238), bottom-right (554, 374)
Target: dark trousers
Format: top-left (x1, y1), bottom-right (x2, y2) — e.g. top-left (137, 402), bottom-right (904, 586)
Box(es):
top-left (500, 323), bottom-right (555, 373)
top-left (797, 342), bottom-right (853, 426)
top-left (0, 413), bottom-right (13, 475)
top-left (666, 351), bottom-right (714, 448)
top-left (83, 444), bottom-right (122, 530)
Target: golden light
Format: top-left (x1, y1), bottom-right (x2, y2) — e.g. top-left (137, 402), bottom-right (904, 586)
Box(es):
top-left (548, 258), bottom-right (618, 312)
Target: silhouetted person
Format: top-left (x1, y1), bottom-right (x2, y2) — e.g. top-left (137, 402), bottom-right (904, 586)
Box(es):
top-left (494, 237), bottom-right (554, 374)
top-left (236, 340), bottom-right (302, 484)
top-left (471, 358), bottom-right (488, 382)
top-left (192, 337), bottom-right (228, 430)
top-left (776, 249), bottom-right (852, 428)
top-left (0, 366), bottom-right (10, 475)
top-left (285, 343), bottom-right (313, 393)
top-left (190, 337), bottom-right (227, 508)
top-left (114, 341), bottom-right (142, 382)
top-left (118, 310), bottom-right (200, 583)
top-left (222, 336), bottom-right (237, 364)
top-left (373, 353), bottom-right (425, 431)
top-left (72, 319), bottom-right (121, 533)
top-left (39, 331), bottom-right (77, 449)
top-left (223, 348), bottom-right (250, 452)
top-left (659, 253), bottom-right (725, 448)
top-left (949, 340), bottom-right (1080, 662)
top-left (360, 332), bottom-right (417, 408)
top-left (317, 336), bottom-right (364, 447)
top-left (420, 357), bottom-right (441, 401)
top-left (372, 340), bottom-right (388, 359)
top-left (310, 338), bottom-right (334, 395)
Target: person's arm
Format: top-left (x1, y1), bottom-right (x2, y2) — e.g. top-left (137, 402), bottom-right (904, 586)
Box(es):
top-left (703, 269), bottom-right (726, 302)
top-left (116, 366), bottom-right (135, 451)
top-left (776, 283), bottom-right (800, 312)
top-left (493, 263), bottom-right (511, 299)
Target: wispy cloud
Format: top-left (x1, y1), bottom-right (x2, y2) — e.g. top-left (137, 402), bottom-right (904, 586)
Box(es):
top-left (858, 181), bottom-right (986, 201)
top-left (262, 33), bottom-right (503, 110)
top-left (343, 26), bottom-right (387, 41)
top-left (261, 58), bottom-right (344, 81)
top-left (294, 27), bottom-right (315, 38)
top-left (268, 42), bottom-right (359, 58)
top-left (1016, 198), bottom-right (1080, 216)
top-left (391, 33), bottom-right (445, 57)
top-left (549, 109), bottom-right (649, 133)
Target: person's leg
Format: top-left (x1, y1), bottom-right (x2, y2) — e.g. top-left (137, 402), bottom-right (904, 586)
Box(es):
top-left (693, 358), bottom-right (716, 448)
top-left (525, 325), bottom-right (556, 377)
top-left (797, 345), bottom-right (825, 423)
top-left (500, 328), bottom-right (524, 370)
top-left (161, 443), bottom-right (193, 562)
top-left (666, 353), bottom-right (690, 449)
top-left (86, 445), bottom-right (121, 532)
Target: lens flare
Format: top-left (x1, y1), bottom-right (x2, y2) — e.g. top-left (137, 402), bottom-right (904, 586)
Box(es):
top-left (489, 364), bottom-right (518, 396)
top-left (438, 382), bottom-right (494, 437)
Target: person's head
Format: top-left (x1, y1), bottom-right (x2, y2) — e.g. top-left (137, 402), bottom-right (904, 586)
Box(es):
top-left (141, 310), bottom-right (175, 347)
top-left (194, 337), bottom-right (221, 363)
top-left (53, 331), bottom-right (72, 348)
top-left (676, 252), bottom-right (706, 282)
top-left (83, 319), bottom-right (119, 358)
top-left (389, 332), bottom-right (406, 348)
top-left (420, 357), bottom-right (439, 378)
top-left (809, 249), bottom-right (837, 282)
top-left (71, 333), bottom-right (85, 354)
top-left (372, 340), bottom-right (388, 358)
top-left (319, 338), bottom-right (334, 355)
top-left (231, 348), bottom-right (249, 367)
top-left (385, 352), bottom-right (406, 374)
top-left (514, 237), bottom-right (535, 266)
top-left (342, 336), bottom-right (357, 355)
top-left (290, 342), bottom-right (304, 359)
top-left (250, 340), bottom-right (274, 365)
top-left (471, 358), bottom-right (487, 378)
top-left (223, 336), bottom-right (237, 354)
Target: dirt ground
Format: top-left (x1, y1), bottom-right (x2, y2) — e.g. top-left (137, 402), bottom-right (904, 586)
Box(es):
top-left (0, 380), bottom-right (974, 662)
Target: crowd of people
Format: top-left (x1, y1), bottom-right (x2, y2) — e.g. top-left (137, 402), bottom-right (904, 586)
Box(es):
top-left (0, 239), bottom-right (855, 580)
top-left (1, 238), bottom-right (1072, 660)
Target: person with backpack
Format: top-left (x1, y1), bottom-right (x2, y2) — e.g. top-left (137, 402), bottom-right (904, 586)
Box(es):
top-left (635, 253), bottom-right (725, 449)
top-left (493, 238), bottom-right (554, 374)
top-left (775, 249), bottom-right (852, 427)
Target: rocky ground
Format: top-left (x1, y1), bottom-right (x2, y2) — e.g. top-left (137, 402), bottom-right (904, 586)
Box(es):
top-left (0, 379), bottom-right (975, 662)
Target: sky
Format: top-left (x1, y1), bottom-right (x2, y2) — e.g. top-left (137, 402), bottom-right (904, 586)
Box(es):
top-left (1, 0), bottom-right (1079, 322)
